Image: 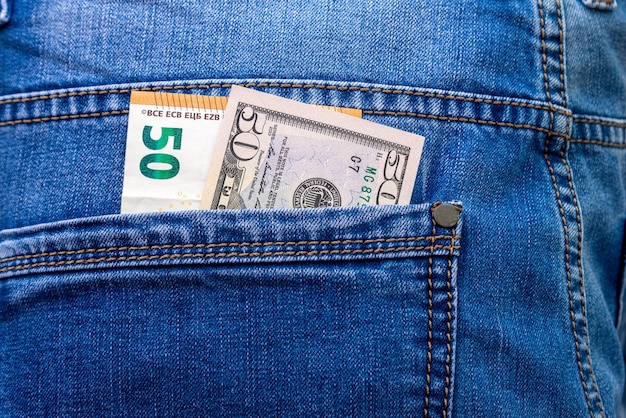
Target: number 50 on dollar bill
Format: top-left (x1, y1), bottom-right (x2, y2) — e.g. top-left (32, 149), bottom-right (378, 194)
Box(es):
top-left (200, 86), bottom-right (425, 210)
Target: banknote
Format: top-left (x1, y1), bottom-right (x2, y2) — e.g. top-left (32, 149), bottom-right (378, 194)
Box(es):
top-left (200, 86), bottom-right (425, 210)
top-left (121, 91), bottom-right (227, 214)
top-left (121, 90), bottom-right (362, 214)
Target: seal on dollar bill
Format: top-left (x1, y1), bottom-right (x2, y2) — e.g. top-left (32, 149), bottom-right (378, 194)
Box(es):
top-left (293, 178), bottom-right (342, 208)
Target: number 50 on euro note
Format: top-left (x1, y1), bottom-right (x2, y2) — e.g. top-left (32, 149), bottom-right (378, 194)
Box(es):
top-left (200, 86), bottom-right (425, 210)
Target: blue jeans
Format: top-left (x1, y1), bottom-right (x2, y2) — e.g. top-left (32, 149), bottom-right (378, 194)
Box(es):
top-left (1, 0), bottom-right (625, 416)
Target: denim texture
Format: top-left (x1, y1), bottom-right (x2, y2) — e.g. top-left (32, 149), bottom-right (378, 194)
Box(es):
top-left (0, 205), bottom-right (461, 416)
top-left (1, 0), bottom-right (625, 417)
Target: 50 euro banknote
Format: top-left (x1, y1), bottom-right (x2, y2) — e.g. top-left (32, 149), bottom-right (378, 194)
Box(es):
top-left (200, 86), bottom-right (425, 210)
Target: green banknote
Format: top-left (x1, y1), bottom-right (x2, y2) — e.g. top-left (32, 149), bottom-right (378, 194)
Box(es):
top-left (200, 86), bottom-right (425, 210)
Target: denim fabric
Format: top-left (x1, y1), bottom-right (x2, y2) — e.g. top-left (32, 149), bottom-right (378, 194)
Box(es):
top-left (0, 205), bottom-right (461, 417)
top-left (1, 0), bottom-right (625, 417)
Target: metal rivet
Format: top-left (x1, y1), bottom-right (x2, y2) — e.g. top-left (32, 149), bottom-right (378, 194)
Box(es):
top-left (433, 203), bottom-right (460, 228)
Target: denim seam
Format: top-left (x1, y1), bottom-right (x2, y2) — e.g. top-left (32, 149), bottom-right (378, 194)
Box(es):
top-left (544, 136), bottom-right (594, 416)
top-left (362, 110), bottom-right (563, 136)
top-left (0, 83), bottom-right (568, 115)
top-left (0, 109), bottom-right (566, 137)
top-left (540, 0), bottom-right (605, 413)
top-left (538, 0), bottom-right (555, 127)
top-left (572, 118), bottom-right (626, 128)
top-left (0, 245), bottom-right (462, 275)
top-left (443, 228), bottom-right (455, 418)
top-left (569, 139), bottom-right (626, 148)
top-left (556, 0), bottom-right (568, 108)
top-left (556, 0), bottom-right (606, 413)
top-left (423, 224), bottom-right (436, 418)
top-left (0, 235), bottom-right (461, 264)
top-left (0, 110), bottom-right (129, 127)
top-left (561, 136), bottom-right (606, 417)
top-left (8, 114), bottom-right (621, 147)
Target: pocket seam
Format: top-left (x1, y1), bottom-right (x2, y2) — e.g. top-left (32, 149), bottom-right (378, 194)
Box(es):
top-left (0, 107), bottom-right (565, 138)
top-left (442, 224), bottom-right (457, 417)
top-left (0, 82), bottom-right (564, 115)
top-left (0, 236), bottom-right (462, 276)
top-left (423, 221), bottom-right (458, 417)
top-left (0, 234), bottom-right (461, 265)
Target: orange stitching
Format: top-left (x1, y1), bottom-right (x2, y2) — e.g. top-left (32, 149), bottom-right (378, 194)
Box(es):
top-left (0, 235), bottom-right (460, 264)
top-left (573, 118), bottom-right (626, 128)
top-left (541, 0), bottom-right (604, 409)
top-left (538, 0), bottom-right (554, 113)
top-left (0, 107), bottom-right (562, 135)
top-left (362, 110), bottom-right (557, 135)
top-left (0, 110), bottom-right (129, 127)
top-left (0, 244), bottom-right (461, 274)
top-left (544, 136), bottom-right (594, 415)
top-left (0, 82), bottom-right (567, 114)
top-left (560, 133), bottom-right (606, 416)
top-left (423, 223), bottom-right (436, 418)
top-left (555, 0), bottom-right (567, 108)
top-left (442, 228), bottom-right (455, 418)
top-left (569, 139), bottom-right (626, 148)
top-left (555, 0), bottom-right (605, 411)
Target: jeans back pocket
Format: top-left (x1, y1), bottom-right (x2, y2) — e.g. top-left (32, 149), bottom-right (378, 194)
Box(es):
top-left (0, 203), bottom-right (461, 417)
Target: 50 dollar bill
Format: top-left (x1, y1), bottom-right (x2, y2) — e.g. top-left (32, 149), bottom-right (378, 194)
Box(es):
top-left (200, 86), bottom-right (424, 210)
